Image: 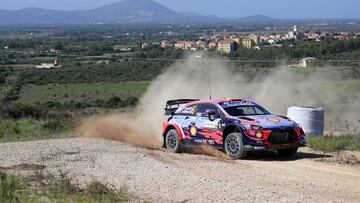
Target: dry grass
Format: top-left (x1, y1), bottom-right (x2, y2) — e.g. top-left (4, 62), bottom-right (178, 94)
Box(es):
top-left (0, 170), bottom-right (131, 203)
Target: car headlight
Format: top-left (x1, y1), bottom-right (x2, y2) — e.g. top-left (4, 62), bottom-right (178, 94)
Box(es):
top-left (255, 132), bottom-right (263, 138)
top-left (243, 124), bottom-right (262, 130)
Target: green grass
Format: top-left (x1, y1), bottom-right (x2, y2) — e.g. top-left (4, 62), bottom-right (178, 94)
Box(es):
top-left (0, 171), bottom-right (22, 203)
top-left (307, 135), bottom-right (360, 151)
top-left (18, 82), bottom-right (149, 104)
top-left (0, 171), bottom-right (130, 203)
top-left (0, 85), bottom-right (11, 100)
top-left (0, 119), bottom-right (68, 143)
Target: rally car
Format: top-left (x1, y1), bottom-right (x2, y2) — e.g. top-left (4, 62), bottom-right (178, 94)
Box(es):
top-left (162, 98), bottom-right (306, 159)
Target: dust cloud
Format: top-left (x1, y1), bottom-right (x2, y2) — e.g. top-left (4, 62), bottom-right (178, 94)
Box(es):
top-left (76, 114), bottom-right (160, 149)
top-left (77, 53), bottom-right (360, 150)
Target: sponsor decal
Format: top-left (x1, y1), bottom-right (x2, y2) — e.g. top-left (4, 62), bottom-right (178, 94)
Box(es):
top-left (182, 107), bottom-right (193, 114)
top-left (181, 105), bottom-right (197, 115)
top-left (204, 119), bottom-right (221, 129)
top-left (190, 126), bottom-right (197, 136)
top-left (267, 118), bottom-right (281, 123)
top-left (191, 106), bottom-right (197, 115)
top-left (204, 122), bottom-right (216, 129)
top-left (217, 122), bottom-right (222, 129)
top-left (221, 101), bottom-right (254, 107)
top-left (194, 139), bottom-right (215, 145)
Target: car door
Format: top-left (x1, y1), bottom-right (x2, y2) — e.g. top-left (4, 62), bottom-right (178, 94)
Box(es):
top-left (175, 104), bottom-right (198, 142)
top-left (195, 103), bottom-right (223, 146)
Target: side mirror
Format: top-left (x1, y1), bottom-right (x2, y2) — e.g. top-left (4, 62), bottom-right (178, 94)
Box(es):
top-left (208, 111), bottom-right (217, 121)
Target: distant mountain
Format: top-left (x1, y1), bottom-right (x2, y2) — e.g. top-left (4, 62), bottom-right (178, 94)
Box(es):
top-left (86, 0), bottom-right (181, 23)
top-left (0, 0), bottom-right (275, 24)
top-left (0, 7), bottom-right (83, 24)
top-left (236, 15), bottom-right (274, 22)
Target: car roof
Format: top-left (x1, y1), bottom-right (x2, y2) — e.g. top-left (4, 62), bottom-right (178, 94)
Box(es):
top-left (195, 98), bottom-right (254, 103)
top-left (175, 98), bottom-right (262, 115)
top-left (181, 98), bottom-right (258, 107)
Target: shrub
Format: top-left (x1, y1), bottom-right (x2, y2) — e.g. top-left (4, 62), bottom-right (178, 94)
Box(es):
top-left (0, 119), bottom-right (51, 142)
top-left (0, 104), bottom-right (46, 120)
top-left (0, 171), bottom-right (130, 202)
top-left (49, 172), bottom-right (79, 199)
top-left (43, 112), bottom-right (75, 133)
top-left (0, 172), bottom-right (22, 203)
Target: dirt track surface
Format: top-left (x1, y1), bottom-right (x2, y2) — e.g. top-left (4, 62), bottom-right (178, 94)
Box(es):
top-left (0, 138), bottom-right (359, 203)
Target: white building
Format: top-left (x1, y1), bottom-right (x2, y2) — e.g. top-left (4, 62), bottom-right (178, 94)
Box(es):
top-left (286, 31), bottom-right (296, 39)
top-left (36, 59), bottom-right (62, 69)
top-left (299, 57), bottom-right (316, 68)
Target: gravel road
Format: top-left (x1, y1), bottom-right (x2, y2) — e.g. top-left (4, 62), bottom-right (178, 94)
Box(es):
top-left (0, 138), bottom-right (359, 202)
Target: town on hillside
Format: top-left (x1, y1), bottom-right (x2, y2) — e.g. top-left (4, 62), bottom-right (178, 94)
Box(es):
top-left (142, 26), bottom-right (360, 54)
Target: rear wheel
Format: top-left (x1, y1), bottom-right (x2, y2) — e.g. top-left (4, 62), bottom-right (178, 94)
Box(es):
top-left (224, 133), bottom-right (247, 160)
top-left (165, 129), bottom-right (182, 153)
top-left (277, 148), bottom-right (298, 157)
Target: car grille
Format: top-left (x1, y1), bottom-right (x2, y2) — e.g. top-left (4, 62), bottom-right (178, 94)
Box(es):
top-left (267, 129), bottom-right (297, 145)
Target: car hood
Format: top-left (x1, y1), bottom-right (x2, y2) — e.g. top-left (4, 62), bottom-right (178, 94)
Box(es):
top-left (237, 115), bottom-right (295, 129)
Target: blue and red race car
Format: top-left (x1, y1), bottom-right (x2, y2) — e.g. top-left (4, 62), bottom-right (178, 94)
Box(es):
top-left (162, 98), bottom-right (306, 159)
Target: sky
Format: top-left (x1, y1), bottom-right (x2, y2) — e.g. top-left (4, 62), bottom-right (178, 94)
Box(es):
top-left (0, 0), bottom-right (357, 19)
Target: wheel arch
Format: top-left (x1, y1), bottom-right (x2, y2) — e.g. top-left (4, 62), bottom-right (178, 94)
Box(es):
top-left (223, 125), bottom-right (242, 140)
top-left (162, 123), bottom-right (184, 147)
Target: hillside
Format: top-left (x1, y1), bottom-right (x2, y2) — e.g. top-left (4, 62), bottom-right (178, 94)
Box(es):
top-left (0, 0), bottom-right (274, 24)
top-left (86, 0), bottom-right (181, 23)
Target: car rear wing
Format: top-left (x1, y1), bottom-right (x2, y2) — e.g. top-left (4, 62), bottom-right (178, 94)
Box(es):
top-left (164, 99), bottom-right (199, 116)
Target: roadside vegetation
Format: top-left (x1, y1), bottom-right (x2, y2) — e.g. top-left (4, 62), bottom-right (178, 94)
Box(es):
top-left (307, 135), bottom-right (360, 152)
top-left (0, 171), bottom-right (130, 202)
top-left (307, 120), bottom-right (360, 152)
top-left (0, 104), bottom-right (74, 143)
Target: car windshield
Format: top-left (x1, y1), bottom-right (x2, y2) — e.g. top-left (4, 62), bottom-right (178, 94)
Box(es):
top-left (224, 105), bottom-right (271, 116)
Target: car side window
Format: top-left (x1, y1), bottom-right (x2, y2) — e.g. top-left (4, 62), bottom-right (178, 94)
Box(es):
top-left (197, 104), bottom-right (220, 118)
top-left (179, 105), bottom-right (197, 116)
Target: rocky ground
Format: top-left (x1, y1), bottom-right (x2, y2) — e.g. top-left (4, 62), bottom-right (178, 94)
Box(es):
top-left (0, 138), bottom-right (359, 202)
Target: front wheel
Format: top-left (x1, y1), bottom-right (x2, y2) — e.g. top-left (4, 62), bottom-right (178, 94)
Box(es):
top-left (224, 133), bottom-right (247, 160)
top-left (277, 148), bottom-right (298, 157)
top-left (165, 129), bottom-right (182, 153)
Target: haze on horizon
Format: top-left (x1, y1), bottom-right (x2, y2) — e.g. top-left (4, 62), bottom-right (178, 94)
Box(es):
top-left (0, 0), bottom-right (357, 19)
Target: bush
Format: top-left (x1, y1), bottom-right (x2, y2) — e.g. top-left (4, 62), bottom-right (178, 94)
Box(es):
top-left (0, 171), bottom-right (130, 203)
top-left (0, 172), bottom-right (22, 203)
top-left (0, 104), bottom-right (46, 120)
top-left (85, 182), bottom-right (129, 202)
top-left (49, 172), bottom-right (79, 199)
top-left (43, 112), bottom-right (75, 133)
top-left (0, 119), bottom-right (51, 142)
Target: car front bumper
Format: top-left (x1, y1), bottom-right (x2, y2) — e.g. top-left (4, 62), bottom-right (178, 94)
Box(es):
top-left (244, 137), bottom-right (307, 151)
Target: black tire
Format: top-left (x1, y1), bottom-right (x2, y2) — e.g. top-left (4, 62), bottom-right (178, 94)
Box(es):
top-left (277, 148), bottom-right (298, 157)
top-left (165, 129), bottom-right (182, 153)
top-left (224, 133), bottom-right (247, 160)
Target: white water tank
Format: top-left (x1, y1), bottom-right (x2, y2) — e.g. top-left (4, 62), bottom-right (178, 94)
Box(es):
top-left (287, 106), bottom-right (325, 136)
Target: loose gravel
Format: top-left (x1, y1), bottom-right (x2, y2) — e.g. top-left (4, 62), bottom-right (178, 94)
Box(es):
top-left (0, 138), bottom-right (359, 202)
